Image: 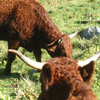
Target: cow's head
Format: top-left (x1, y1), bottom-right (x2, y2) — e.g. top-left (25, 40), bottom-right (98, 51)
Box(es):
top-left (46, 28), bottom-right (79, 58)
top-left (8, 49), bottom-right (99, 100)
top-left (47, 35), bottom-right (73, 58)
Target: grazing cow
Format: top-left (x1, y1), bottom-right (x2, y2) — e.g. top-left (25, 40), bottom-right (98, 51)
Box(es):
top-left (9, 49), bottom-right (100, 100)
top-left (0, 0), bottom-right (78, 75)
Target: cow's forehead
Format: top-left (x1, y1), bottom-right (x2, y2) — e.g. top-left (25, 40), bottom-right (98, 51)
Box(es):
top-left (46, 57), bottom-right (78, 68)
top-left (44, 57), bottom-right (82, 81)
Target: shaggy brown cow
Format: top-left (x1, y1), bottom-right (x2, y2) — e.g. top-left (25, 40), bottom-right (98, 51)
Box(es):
top-left (9, 49), bottom-right (100, 100)
top-left (0, 0), bottom-right (78, 75)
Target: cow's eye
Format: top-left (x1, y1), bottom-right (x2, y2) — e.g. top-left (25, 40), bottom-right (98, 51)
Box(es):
top-left (58, 38), bottom-right (62, 44)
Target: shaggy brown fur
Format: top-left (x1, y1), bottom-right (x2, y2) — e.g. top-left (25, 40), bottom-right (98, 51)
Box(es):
top-left (0, 0), bottom-right (72, 75)
top-left (39, 57), bottom-right (96, 100)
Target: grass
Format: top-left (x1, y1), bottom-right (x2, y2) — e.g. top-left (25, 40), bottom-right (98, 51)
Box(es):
top-left (0, 0), bottom-right (100, 99)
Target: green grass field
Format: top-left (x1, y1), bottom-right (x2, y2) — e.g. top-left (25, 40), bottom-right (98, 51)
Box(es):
top-left (0, 0), bottom-right (100, 99)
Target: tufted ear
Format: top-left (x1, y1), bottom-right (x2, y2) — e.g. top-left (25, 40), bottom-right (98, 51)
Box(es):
top-left (42, 63), bottom-right (54, 90)
top-left (79, 61), bottom-right (95, 83)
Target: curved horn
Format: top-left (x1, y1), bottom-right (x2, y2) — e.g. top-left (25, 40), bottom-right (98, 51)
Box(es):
top-left (77, 51), bottom-right (100, 67)
top-left (8, 49), bottom-right (47, 70)
top-left (69, 28), bottom-right (79, 38)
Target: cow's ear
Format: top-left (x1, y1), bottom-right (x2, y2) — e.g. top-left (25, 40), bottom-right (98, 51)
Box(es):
top-left (42, 63), bottom-right (54, 89)
top-left (79, 61), bottom-right (95, 83)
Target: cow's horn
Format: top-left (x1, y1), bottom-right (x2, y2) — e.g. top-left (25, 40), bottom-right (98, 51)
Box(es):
top-left (8, 49), bottom-right (47, 70)
top-left (69, 28), bottom-right (79, 38)
top-left (77, 51), bottom-right (100, 67)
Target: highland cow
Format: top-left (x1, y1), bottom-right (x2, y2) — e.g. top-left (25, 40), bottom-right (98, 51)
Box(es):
top-left (9, 49), bottom-right (100, 100)
top-left (0, 0), bottom-right (78, 75)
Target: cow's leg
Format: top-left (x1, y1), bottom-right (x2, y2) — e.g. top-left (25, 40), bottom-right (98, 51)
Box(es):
top-left (4, 40), bottom-right (20, 75)
top-left (33, 47), bottom-right (42, 72)
top-left (34, 47), bottom-right (42, 62)
top-left (38, 93), bottom-right (44, 100)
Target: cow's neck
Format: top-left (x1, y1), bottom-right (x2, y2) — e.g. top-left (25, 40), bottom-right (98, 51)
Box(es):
top-left (43, 23), bottom-right (62, 43)
top-left (34, 1), bottom-right (62, 43)
top-left (36, 22), bottom-right (62, 48)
